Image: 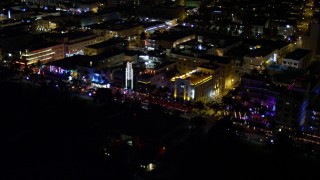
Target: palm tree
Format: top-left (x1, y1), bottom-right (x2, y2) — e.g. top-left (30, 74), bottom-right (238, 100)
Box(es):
top-left (221, 93), bottom-right (238, 116)
top-left (139, 32), bottom-right (146, 40)
top-left (241, 92), bottom-right (251, 106)
top-left (194, 101), bottom-right (205, 114)
top-left (262, 68), bottom-right (270, 79)
top-left (23, 65), bottom-right (32, 75)
top-left (227, 87), bottom-right (239, 100)
top-left (206, 101), bottom-right (223, 116)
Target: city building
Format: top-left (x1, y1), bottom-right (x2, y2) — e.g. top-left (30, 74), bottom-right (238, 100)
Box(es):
top-left (44, 56), bottom-right (78, 80)
top-left (0, 19), bottom-right (23, 27)
top-left (171, 63), bottom-right (226, 102)
top-left (302, 22), bottom-right (320, 61)
top-left (123, 50), bottom-right (139, 63)
top-left (175, 35), bottom-right (242, 56)
top-left (276, 87), bottom-right (308, 131)
top-left (143, 21), bottom-right (167, 34)
top-left (65, 34), bottom-right (103, 57)
top-left (277, 23), bottom-right (296, 37)
top-left (170, 51), bottom-right (237, 91)
top-left (136, 60), bottom-right (177, 91)
top-left (251, 19), bottom-right (269, 37)
top-left (22, 0), bottom-right (59, 6)
top-left (88, 21), bottom-right (144, 40)
top-left (87, 50), bottom-right (125, 69)
top-left (74, 1), bottom-right (102, 13)
top-left (240, 74), bottom-right (280, 112)
top-left (43, 53), bottom-right (123, 86)
top-left (125, 61), bottom-right (134, 90)
top-left (20, 42), bottom-right (65, 65)
top-left (226, 39), bottom-right (292, 74)
top-left (145, 32), bottom-right (195, 50)
top-left (108, 0), bottom-right (142, 7)
top-left (282, 48), bottom-right (312, 69)
top-left (274, 73), bottom-right (314, 131)
top-left (42, 32), bottom-right (103, 57)
top-left (84, 38), bottom-right (128, 56)
top-left (305, 84), bottom-right (320, 135)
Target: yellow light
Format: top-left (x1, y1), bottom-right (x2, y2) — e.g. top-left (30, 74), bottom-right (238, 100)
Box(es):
top-left (137, 81), bottom-right (151, 84)
top-left (171, 69), bottom-right (197, 81)
top-left (23, 49), bottom-right (53, 56)
top-left (26, 52), bottom-right (55, 61)
top-left (191, 76), bottom-right (212, 86)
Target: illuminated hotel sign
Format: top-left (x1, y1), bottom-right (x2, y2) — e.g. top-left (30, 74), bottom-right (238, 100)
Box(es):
top-left (125, 61), bottom-right (133, 90)
top-left (92, 83), bottom-right (110, 89)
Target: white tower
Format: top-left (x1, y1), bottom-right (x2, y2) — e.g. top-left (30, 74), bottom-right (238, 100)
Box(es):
top-left (125, 61), bottom-right (133, 90)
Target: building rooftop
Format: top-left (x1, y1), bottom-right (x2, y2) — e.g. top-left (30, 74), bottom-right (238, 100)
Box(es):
top-left (281, 87), bottom-right (306, 101)
top-left (46, 51), bottom-right (124, 69)
top-left (46, 55), bottom-right (89, 69)
top-left (170, 25), bottom-right (191, 31)
top-left (186, 75), bottom-right (212, 86)
top-left (42, 32), bottom-right (97, 41)
top-left (272, 68), bottom-right (305, 85)
top-left (124, 50), bottom-right (140, 56)
top-left (226, 39), bottom-right (289, 58)
top-left (284, 48), bottom-right (312, 60)
top-left (149, 31), bottom-right (195, 42)
top-left (178, 39), bottom-right (198, 46)
top-left (273, 40), bottom-right (291, 50)
top-left (87, 20), bottom-right (142, 31)
top-left (137, 73), bottom-right (153, 80)
top-left (154, 61), bottom-right (175, 70)
top-left (93, 50), bottom-right (124, 59)
top-left (267, 63), bottom-right (289, 72)
top-left (171, 49), bottom-right (232, 65)
top-left (245, 47), bottom-right (274, 58)
top-left (199, 54), bottom-right (232, 65)
top-left (85, 19), bottom-right (122, 29)
top-left (142, 21), bottom-right (166, 28)
top-left (22, 41), bottom-right (63, 52)
top-left (171, 69), bottom-right (213, 86)
top-left (198, 63), bottom-right (221, 71)
top-left (109, 22), bottom-right (142, 31)
top-left (86, 38), bottom-right (126, 49)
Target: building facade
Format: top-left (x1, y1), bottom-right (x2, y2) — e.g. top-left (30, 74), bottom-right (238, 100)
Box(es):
top-left (282, 48), bottom-right (312, 69)
top-left (21, 43), bottom-right (65, 65)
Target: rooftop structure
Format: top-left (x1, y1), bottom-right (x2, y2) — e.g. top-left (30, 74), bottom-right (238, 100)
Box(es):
top-left (284, 49), bottom-right (312, 60)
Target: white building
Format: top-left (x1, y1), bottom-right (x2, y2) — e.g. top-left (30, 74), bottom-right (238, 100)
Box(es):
top-left (282, 48), bottom-right (312, 69)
